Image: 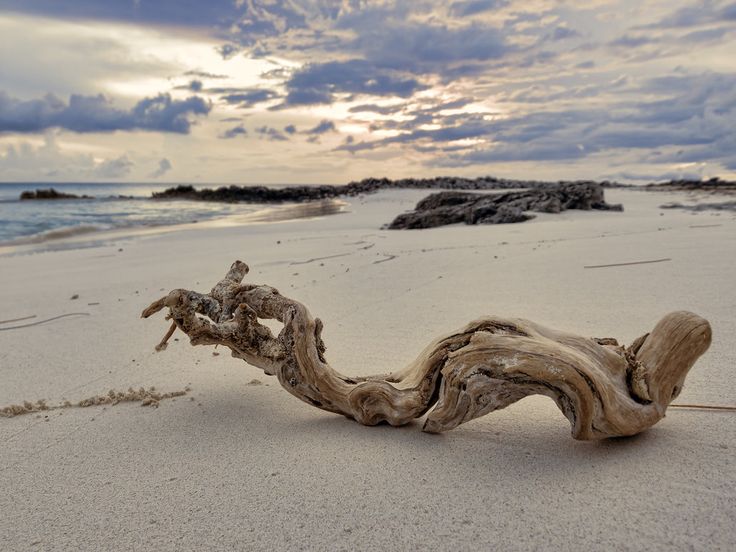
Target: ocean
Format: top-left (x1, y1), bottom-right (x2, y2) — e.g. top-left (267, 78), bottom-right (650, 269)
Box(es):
top-left (0, 183), bottom-right (344, 246)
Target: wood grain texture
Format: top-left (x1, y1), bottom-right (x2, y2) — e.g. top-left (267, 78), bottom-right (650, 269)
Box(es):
top-left (142, 261), bottom-right (712, 440)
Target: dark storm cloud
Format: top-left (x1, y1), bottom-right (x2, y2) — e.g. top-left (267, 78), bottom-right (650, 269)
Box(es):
top-left (0, 91), bottom-right (211, 134)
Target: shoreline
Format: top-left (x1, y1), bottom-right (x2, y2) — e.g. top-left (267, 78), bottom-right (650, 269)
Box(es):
top-left (4, 175), bottom-right (731, 247)
top-left (0, 198), bottom-right (348, 255)
top-left (6, 176), bottom-right (735, 253)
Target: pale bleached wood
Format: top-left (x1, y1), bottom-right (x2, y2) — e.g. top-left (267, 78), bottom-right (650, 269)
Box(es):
top-left (142, 261), bottom-right (712, 440)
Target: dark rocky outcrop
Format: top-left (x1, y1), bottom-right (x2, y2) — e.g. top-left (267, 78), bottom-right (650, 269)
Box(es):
top-left (645, 177), bottom-right (736, 193)
top-left (151, 184), bottom-right (343, 203)
top-left (20, 188), bottom-right (92, 200)
top-left (388, 183), bottom-right (622, 230)
top-left (151, 177), bottom-right (627, 203)
top-left (151, 176), bottom-right (735, 206)
top-left (661, 201), bottom-right (736, 212)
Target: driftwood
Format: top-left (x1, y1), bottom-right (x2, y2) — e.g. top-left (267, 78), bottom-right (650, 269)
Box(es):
top-left (142, 261), bottom-right (712, 439)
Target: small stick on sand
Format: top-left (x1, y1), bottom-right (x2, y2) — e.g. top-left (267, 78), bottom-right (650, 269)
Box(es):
top-left (0, 315), bottom-right (37, 325)
top-left (373, 254), bottom-right (397, 264)
top-left (669, 404), bottom-right (736, 412)
top-left (155, 321), bottom-right (177, 351)
top-left (584, 258), bottom-right (671, 269)
top-left (0, 313), bottom-right (90, 331)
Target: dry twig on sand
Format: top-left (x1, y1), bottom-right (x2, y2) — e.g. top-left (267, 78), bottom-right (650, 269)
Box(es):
top-left (584, 258), bottom-right (671, 269)
top-left (0, 312), bottom-right (90, 331)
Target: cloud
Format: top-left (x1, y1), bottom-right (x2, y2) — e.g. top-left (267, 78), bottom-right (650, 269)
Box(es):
top-left (332, 66), bottom-right (736, 172)
top-left (724, 2), bottom-right (736, 19)
top-left (609, 34), bottom-right (655, 48)
top-left (449, 0), bottom-right (509, 17)
top-left (438, 142), bottom-right (589, 166)
top-left (183, 70), bottom-right (228, 79)
top-left (0, 91), bottom-right (211, 134)
top-left (94, 154), bottom-right (133, 178)
top-left (548, 26), bottom-right (580, 41)
top-left (353, 21), bottom-right (512, 75)
top-left (647, 1), bottom-right (734, 28)
top-left (284, 124), bottom-right (297, 134)
top-left (217, 44), bottom-right (241, 59)
top-left (255, 126), bottom-right (287, 141)
top-left (220, 124), bottom-right (247, 139)
top-left (0, 0), bottom-right (242, 29)
top-left (306, 120), bottom-right (335, 134)
top-left (282, 60), bottom-right (426, 106)
top-left (150, 158), bottom-right (172, 178)
top-left (349, 103), bottom-right (404, 115)
top-left (218, 88), bottom-right (279, 107)
top-left (0, 134), bottom-right (135, 180)
top-left (681, 27), bottom-right (729, 43)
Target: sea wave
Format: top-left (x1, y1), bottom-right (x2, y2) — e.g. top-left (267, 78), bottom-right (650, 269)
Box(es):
top-left (0, 198), bottom-right (349, 249)
top-left (0, 224), bottom-right (110, 246)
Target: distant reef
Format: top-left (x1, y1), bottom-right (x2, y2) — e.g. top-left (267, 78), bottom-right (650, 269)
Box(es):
top-left (152, 176), bottom-right (735, 204)
top-left (19, 188), bottom-right (93, 200)
top-left (644, 177), bottom-right (736, 193)
top-left (151, 177), bottom-right (621, 203)
top-left (661, 200), bottom-right (736, 212)
top-left (388, 182), bottom-right (622, 230)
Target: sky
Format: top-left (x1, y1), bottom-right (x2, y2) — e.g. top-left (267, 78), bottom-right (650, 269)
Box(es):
top-left (0, 0), bottom-right (734, 184)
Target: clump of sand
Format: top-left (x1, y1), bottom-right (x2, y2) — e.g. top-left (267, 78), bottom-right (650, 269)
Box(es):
top-left (0, 386), bottom-right (190, 418)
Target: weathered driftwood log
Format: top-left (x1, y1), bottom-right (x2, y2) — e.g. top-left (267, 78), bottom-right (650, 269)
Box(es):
top-left (142, 261), bottom-right (711, 439)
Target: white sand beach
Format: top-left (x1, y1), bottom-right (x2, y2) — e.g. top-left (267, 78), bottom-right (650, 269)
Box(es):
top-left (1, 188), bottom-right (734, 550)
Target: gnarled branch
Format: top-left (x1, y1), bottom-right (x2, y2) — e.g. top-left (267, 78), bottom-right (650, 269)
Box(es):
top-left (142, 261), bottom-right (712, 440)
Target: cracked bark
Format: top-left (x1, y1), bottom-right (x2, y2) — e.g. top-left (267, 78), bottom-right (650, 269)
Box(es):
top-left (142, 261), bottom-right (711, 440)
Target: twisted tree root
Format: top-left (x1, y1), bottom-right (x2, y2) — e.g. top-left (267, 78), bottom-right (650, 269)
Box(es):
top-left (142, 261), bottom-right (712, 440)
